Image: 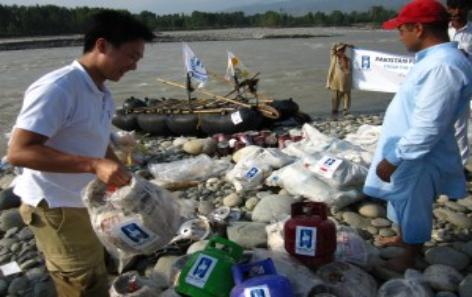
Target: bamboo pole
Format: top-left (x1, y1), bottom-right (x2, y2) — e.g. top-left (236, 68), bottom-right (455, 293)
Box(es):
top-left (157, 78), bottom-right (280, 119)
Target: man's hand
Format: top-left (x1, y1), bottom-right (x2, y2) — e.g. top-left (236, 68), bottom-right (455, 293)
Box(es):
top-left (91, 159), bottom-right (131, 187)
top-left (376, 158), bottom-right (397, 182)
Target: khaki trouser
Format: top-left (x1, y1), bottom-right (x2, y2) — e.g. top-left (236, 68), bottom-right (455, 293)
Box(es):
top-left (331, 90), bottom-right (351, 114)
top-left (19, 201), bottom-right (109, 297)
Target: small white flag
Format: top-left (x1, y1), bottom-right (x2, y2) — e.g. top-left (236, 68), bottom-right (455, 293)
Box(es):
top-left (182, 43), bottom-right (208, 88)
top-left (225, 51), bottom-right (250, 81)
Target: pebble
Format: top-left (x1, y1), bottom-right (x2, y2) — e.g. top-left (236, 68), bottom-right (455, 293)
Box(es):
top-left (433, 208), bottom-right (472, 229)
top-left (223, 193), bottom-right (243, 207)
top-left (424, 264), bottom-right (464, 292)
top-left (457, 197), bottom-right (472, 211)
top-left (371, 218), bottom-right (392, 228)
top-left (358, 203), bottom-right (386, 218)
top-left (0, 188), bottom-right (21, 211)
top-left (425, 247), bottom-right (470, 271)
top-left (0, 209), bottom-right (24, 232)
top-left (342, 212), bottom-right (371, 229)
top-left (459, 274), bottom-right (472, 297)
top-left (244, 197), bottom-right (259, 211)
top-left (445, 201), bottom-right (467, 213)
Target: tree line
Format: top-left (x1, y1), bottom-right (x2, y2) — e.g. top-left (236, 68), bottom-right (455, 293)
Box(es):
top-left (0, 4), bottom-right (397, 37)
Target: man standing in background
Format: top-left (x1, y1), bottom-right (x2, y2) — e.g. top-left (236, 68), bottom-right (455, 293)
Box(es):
top-left (448, 0), bottom-right (472, 171)
top-left (326, 43), bottom-right (353, 117)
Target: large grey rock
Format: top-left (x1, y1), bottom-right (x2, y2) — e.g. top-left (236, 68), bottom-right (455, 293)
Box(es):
top-left (425, 247), bottom-right (470, 271)
top-left (8, 276), bottom-right (30, 295)
top-left (0, 209), bottom-right (24, 232)
top-left (459, 274), bottom-right (472, 297)
top-left (251, 195), bottom-right (294, 223)
top-left (377, 278), bottom-right (433, 297)
top-left (33, 280), bottom-right (57, 297)
top-left (0, 188), bottom-right (21, 211)
top-left (0, 279), bottom-right (7, 296)
top-left (424, 264), bottom-right (464, 292)
top-left (227, 221), bottom-right (267, 248)
top-left (435, 292), bottom-right (458, 297)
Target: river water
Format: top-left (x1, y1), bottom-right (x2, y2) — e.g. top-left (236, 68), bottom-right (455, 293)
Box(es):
top-left (0, 27), bottom-right (407, 155)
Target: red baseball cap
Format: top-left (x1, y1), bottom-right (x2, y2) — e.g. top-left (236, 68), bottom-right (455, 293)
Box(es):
top-left (383, 0), bottom-right (449, 30)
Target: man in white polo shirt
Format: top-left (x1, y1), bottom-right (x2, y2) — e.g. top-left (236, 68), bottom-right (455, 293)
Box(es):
top-left (7, 11), bottom-right (154, 296)
top-left (448, 0), bottom-right (472, 170)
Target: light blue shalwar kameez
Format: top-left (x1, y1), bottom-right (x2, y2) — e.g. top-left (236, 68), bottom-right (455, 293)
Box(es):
top-left (363, 42), bottom-right (472, 244)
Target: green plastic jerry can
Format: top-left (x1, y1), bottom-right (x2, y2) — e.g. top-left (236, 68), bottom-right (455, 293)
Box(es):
top-left (176, 236), bottom-right (243, 297)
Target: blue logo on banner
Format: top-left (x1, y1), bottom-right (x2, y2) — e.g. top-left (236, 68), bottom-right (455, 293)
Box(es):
top-left (361, 56), bottom-right (370, 70)
top-left (300, 229), bottom-right (313, 248)
top-left (121, 223), bottom-right (149, 243)
top-left (193, 257), bottom-right (213, 279)
top-left (250, 289), bottom-right (266, 297)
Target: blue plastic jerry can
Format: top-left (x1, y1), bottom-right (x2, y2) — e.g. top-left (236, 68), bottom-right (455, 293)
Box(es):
top-left (230, 258), bottom-right (294, 297)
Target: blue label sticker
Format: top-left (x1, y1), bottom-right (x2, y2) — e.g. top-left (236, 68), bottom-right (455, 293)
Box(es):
top-left (185, 254), bottom-right (218, 288)
top-left (295, 226), bottom-right (317, 256)
top-left (244, 285), bottom-right (271, 297)
top-left (121, 223), bottom-right (150, 243)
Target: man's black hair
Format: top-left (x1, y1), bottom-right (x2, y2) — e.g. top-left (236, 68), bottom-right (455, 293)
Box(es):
top-left (83, 10), bottom-right (155, 53)
top-left (447, 0), bottom-right (471, 10)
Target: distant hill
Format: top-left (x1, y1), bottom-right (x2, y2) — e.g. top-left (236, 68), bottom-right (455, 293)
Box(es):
top-left (225, 0), bottom-right (411, 15)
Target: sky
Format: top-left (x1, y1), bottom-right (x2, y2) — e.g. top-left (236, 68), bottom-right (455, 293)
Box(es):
top-left (0, 0), bottom-right (277, 14)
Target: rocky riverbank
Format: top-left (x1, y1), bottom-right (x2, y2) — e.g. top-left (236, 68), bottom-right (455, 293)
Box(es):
top-left (0, 113), bottom-right (471, 297)
top-left (0, 27), bottom-right (338, 51)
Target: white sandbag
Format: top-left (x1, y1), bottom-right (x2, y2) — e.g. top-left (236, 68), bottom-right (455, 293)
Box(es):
top-left (82, 176), bottom-right (181, 261)
top-left (344, 124), bottom-right (381, 153)
top-left (266, 161), bottom-right (363, 210)
top-left (110, 271), bottom-right (161, 297)
top-left (282, 123), bottom-right (373, 167)
top-left (226, 148), bottom-right (295, 192)
top-left (251, 249), bottom-right (328, 297)
top-left (148, 154), bottom-right (233, 186)
top-left (303, 153), bottom-right (368, 189)
top-left (282, 124), bottom-right (334, 158)
top-left (232, 145), bottom-right (261, 163)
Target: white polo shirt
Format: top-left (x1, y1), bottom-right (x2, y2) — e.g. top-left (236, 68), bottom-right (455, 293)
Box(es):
top-left (449, 22), bottom-right (472, 59)
top-left (13, 60), bottom-right (115, 208)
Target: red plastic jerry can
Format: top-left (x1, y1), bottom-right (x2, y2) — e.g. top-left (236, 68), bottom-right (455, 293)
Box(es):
top-left (284, 202), bottom-right (336, 267)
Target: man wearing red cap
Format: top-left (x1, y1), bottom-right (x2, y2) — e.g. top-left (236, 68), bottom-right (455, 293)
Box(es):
top-left (363, 0), bottom-right (472, 271)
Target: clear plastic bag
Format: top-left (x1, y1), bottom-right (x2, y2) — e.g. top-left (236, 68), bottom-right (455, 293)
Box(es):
top-left (110, 271), bottom-right (161, 297)
top-left (148, 155), bottom-right (232, 187)
top-left (82, 176), bottom-right (181, 262)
